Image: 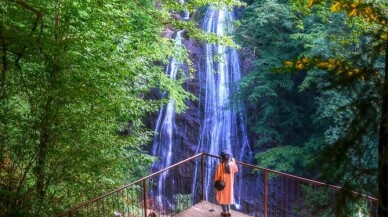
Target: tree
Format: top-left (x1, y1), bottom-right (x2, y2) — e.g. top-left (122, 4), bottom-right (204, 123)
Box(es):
top-left (236, 0), bottom-right (328, 177)
top-left (237, 0), bottom-right (386, 215)
top-left (284, 0), bottom-right (387, 215)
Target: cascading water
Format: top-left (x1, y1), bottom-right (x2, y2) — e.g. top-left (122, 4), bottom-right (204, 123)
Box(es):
top-left (178, 0), bottom-right (190, 20)
top-left (151, 30), bottom-right (184, 199)
top-left (192, 6), bottom-right (251, 206)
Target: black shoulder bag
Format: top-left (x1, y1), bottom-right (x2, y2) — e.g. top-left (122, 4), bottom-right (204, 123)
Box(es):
top-left (214, 164), bottom-right (226, 191)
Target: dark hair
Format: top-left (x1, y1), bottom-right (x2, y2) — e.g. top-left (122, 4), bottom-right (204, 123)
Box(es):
top-left (221, 151), bottom-right (231, 174)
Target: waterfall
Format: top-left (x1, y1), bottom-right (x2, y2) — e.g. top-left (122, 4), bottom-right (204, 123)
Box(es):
top-left (150, 3), bottom-right (251, 209)
top-left (151, 30), bottom-right (184, 198)
top-left (178, 0), bottom-right (190, 20)
top-left (193, 7), bottom-right (251, 205)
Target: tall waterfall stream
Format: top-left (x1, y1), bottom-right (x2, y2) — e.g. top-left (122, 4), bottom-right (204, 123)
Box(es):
top-left (193, 6), bottom-right (251, 206)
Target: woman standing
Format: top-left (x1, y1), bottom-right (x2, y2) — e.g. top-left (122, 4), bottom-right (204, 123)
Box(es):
top-left (214, 151), bottom-right (238, 217)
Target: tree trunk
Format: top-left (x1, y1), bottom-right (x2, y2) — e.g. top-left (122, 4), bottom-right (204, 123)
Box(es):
top-left (378, 40), bottom-right (388, 217)
top-left (35, 95), bottom-right (53, 214)
top-left (36, 131), bottom-right (49, 201)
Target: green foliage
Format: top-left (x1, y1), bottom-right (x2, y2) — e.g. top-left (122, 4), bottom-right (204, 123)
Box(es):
top-left (314, 81), bottom-right (380, 196)
top-left (297, 184), bottom-right (373, 216)
top-left (255, 146), bottom-right (303, 173)
top-left (173, 193), bottom-right (192, 213)
top-left (0, 1), bottom-right (167, 215)
top-left (0, 0), bottom-right (243, 216)
top-left (289, 0), bottom-right (384, 197)
top-left (235, 0), bottom-right (319, 176)
top-left (237, 0), bottom-right (384, 200)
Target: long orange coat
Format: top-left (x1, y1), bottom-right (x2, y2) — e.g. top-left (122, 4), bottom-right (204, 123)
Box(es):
top-left (214, 159), bottom-right (238, 205)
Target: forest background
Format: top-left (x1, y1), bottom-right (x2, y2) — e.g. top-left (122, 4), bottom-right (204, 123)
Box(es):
top-left (0, 0), bottom-right (386, 216)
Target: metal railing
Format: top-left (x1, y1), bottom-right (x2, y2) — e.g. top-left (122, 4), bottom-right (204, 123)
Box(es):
top-left (56, 153), bottom-right (378, 217)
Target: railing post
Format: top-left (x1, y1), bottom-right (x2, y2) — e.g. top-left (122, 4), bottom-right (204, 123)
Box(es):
top-left (69, 210), bottom-right (72, 217)
top-left (143, 180), bottom-right (147, 217)
top-left (201, 153), bottom-right (205, 201)
top-left (264, 171), bottom-right (268, 217)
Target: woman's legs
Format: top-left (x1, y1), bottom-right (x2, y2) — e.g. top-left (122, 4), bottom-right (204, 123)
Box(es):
top-left (221, 204), bottom-right (231, 213)
top-left (221, 204), bottom-right (227, 213)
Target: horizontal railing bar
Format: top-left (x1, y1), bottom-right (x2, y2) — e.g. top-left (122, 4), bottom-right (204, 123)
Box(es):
top-left (201, 153), bottom-right (377, 202)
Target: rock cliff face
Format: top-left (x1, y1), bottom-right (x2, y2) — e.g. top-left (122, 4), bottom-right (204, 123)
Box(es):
top-left (144, 31), bottom-right (204, 162)
top-left (167, 37), bottom-right (204, 162)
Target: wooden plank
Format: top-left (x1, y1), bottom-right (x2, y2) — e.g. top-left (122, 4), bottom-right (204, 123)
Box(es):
top-left (174, 201), bottom-right (251, 217)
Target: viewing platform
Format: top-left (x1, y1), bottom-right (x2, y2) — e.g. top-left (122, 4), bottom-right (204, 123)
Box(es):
top-left (56, 153), bottom-right (378, 217)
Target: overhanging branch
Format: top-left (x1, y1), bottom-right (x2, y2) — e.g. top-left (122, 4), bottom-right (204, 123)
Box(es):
top-left (7, 0), bottom-right (42, 69)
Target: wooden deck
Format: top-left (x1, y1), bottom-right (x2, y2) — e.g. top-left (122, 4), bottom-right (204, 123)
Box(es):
top-left (174, 201), bottom-right (251, 217)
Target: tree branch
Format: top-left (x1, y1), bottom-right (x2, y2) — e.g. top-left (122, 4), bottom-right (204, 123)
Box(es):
top-left (8, 0), bottom-right (42, 69)
top-left (0, 23), bottom-right (7, 87)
